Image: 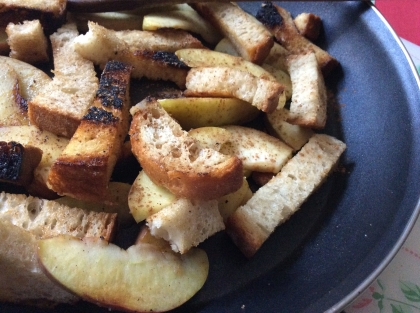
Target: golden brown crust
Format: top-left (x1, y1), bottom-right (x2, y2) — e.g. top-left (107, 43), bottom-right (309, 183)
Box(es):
top-left (138, 146), bottom-right (244, 200)
top-left (47, 122), bottom-right (119, 202)
top-left (293, 12), bottom-right (322, 42)
top-left (28, 103), bottom-right (80, 137)
top-left (191, 2), bottom-right (273, 64)
top-left (225, 209), bottom-right (267, 258)
top-left (129, 98), bottom-right (244, 201)
top-left (47, 61), bottom-right (132, 202)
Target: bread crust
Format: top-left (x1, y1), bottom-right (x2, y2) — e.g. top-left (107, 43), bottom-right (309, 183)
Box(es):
top-left (256, 3), bottom-right (338, 76)
top-left (29, 103), bottom-right (81, 138)
top-left (129, 98), bottom-right (243, 200)
top-left (293, 12), bottom-right (322, 41)
top-left (73, 22), bottom-right (190, 88)
top-left (192, 2), bottom-right (273, 64)
top-left (226, 134), bottom-right (346, 257)
top-left (0, 191), bottom-right (117, 241)
top-left (47, 61), bottom-right (132, 202)
top-left (185, 67), bottom-right (284, 113)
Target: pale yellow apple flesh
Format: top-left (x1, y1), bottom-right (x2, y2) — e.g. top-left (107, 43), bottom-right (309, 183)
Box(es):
top-left (38, 235), bottom-right (209, 312)
top-left (158, 97), bottom-right (260, 130)
top-left (128, 170), bottom-right (177, 223)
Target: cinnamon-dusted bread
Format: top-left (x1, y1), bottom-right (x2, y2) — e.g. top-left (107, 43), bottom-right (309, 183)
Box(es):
top-left (286, 51), bottom-right (327, 128)
top-left (6, 19), bottom-right (49, 64)
top-left (256, 2), bottom-right (338, 76)
top-left (129, 97), bottom-right (243, 201)
top-left (28, 23), bottom-right (99, 138)
top-left (226, 134), bottom-right (346, 258)
top-left (0, 191), bottom-right (117, 241)
top-left (192, 2), bottom-right (273, 64)
top-left (293, 12), bottom-right (322, 41)
top-left (184, 66), bottom-right (284, 113)
top-left (115, 28), bottom-right (205, 52)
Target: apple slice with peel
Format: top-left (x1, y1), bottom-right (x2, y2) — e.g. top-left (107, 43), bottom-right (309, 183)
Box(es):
top-left (38, 235), bottom-right (209, 312)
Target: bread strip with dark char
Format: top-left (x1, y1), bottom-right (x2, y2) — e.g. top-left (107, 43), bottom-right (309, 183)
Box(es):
top-left (73, 22), bottom-right (190, 88)
top-left (256, 2), bottom-right (338, 76)
top-left (0, 141), bottom-right (42, 186)
top-left (47, 61), bottom-right (132, 203)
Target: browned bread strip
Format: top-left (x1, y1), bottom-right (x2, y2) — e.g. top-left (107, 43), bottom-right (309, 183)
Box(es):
top-left (293, 12), bottom-right (322, 41)
top-left (0, 191), bottom-right (117, 241)
top-left (184, 67), bottom-right (284, 113)
top-left (73, 22), bottom-right (189, 88)
top-left (47, 61), bottom-right (132, 202)
top-left (0, 141), bottom-right (42, 186)
top-left (129, 97), bottom-right (243, 200)
top-left (0, 0), bottom-right (66, 33)
top-left (286, 51), bottom-right (327, 128)
top-left (191, 2), bottom-right (273, 64)
top-left (115, 28), bottom-right (205, 52)
top-left (6, 19), bottom-right (49, 64)
top-left (28, 23), bottom-right (99, 138)
top-left (256, 2), bottom-right (338, 76)
top-left (226, 134), bottom-right (346, 258)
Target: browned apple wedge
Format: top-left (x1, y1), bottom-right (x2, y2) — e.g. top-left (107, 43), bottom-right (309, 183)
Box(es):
top-left (37, 235), bottom-right (209, 312)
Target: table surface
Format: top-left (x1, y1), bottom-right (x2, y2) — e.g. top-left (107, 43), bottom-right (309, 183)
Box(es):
top-left (344, 1), bottom-right (420, 312)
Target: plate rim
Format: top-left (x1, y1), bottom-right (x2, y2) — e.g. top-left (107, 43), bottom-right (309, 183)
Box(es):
top-left (329, 2), bottom-right (420, 311)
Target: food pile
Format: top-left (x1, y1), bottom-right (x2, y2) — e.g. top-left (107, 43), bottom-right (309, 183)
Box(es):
top-left (0, 1), bottom-right (346, 312)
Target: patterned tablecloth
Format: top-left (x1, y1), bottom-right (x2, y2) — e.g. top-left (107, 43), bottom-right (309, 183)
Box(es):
top-left (344, 2), bottom-right (420, 312)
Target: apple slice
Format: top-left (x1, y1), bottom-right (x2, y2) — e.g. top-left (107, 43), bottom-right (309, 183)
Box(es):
top-left (38, 235), bottom-right (209, 312)
top-left (128, 170), bottom-right (177, 223)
